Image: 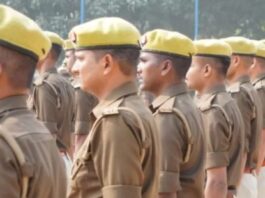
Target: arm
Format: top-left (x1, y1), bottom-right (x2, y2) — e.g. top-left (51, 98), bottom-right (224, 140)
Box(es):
top-left (257, 128), bottom-right (265, 173)
top-left (74, 89), bottom-right (97, 153)
top-left (155, 113), bottom-right (185, 198)
top-left (92, 115), bottom-right (144, 198)
top-left (33, 84), bottom-right (58, 135)
top-left (204, 108), bottom-right (230, 198)
top-left (0, 140), bottom-right (21, 198)
top-left (205, 167), bottom-right (227, 198)
top-left (256, 88), bottom-right (265, 173)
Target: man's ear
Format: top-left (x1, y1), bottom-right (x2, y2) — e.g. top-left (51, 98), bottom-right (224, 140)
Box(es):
top-left (203, 63), bottom-right (212, 78)
top-left (161, 59), bottom-right (172, 76)
top-left (102, 53), bottom-right (114, 75)
top-left (233, 55), bottom-right (240, 67)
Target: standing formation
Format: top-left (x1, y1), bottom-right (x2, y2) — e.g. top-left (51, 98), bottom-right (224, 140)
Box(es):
top-left (1, 4), bottom-right (265, 198)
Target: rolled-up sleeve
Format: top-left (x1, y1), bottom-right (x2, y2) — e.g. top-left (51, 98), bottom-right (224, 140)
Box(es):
top-left (204, 108), bottom-right (230, 169)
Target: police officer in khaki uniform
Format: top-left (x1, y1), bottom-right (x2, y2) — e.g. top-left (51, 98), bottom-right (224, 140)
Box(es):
top-left (32, 32), bottom-right (75, 155)
top-left (249, 40), bottom-right (265, 198)
top-left (63, 39), bottom-right (98, 153)
top-left (186, 39), bottom-right (244, 198)
top-left (60, 39), bottom-right (76, 80)
top-left (0, 5), bottom-right (67, 198)
top-left (223, 37), bottom-right (263, 198)
top-left (138, 29), bottom-right (205, 198)
top-left (68, 17), bottom-right (160, 198)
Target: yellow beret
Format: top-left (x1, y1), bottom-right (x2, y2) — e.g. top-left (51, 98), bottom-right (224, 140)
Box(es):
top-left (140, 29), bottom-right (196, 58)
top-left (194, 39), bottom-right (232, 58)
top-left (44, 31), bottom-right (64, 47)
top-left (253, 40), bottom-right (265, 59)
top-left (63, 39), bottom-right (75, 51)
top-left (0, 5), bottom-right (51, 61)
top-left (222, 37), bottom-right (256, 56)
top-left (70, 17), bottom-right (140, 50)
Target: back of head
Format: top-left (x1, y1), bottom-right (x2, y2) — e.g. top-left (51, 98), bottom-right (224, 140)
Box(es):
top-left (0, 5), bottom-right (51, 89)
top-left (44, 31), bottom-right (64, 62)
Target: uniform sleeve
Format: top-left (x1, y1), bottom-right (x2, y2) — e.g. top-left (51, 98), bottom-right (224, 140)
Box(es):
top-left (33, 84), bottom-right (58, 134)
top-left (204, 108), bottom-right (230, 169)
top-left (154, 113), bottom-right (185, 193)
top-left (74, 89), bottom-right (97, 135)
top-left (0, 139), bottom-right (20, 198)
top-left (256, 88), bottom-right (265, 128)
top-left (231, 91), bottom-right (253, 153)
top-left (91, 115), bottom-right (143, 198)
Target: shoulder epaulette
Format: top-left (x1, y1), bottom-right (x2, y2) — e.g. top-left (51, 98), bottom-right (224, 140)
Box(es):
top-left (227, 82), bottom-right (240, 93)
top-left (198, 94), bottom-right (216, 112)
top-left (254, 78), bottom-right (265, 90)
top-left (33, 73), bottom-right (49, 86)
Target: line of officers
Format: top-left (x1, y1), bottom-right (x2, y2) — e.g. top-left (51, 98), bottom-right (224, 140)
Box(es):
top-left (1, 4), bottom-right (265, 198)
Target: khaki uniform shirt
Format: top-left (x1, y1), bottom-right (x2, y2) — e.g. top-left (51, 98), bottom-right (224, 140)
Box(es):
top-left (252, 72), bottom-right (265, 129)
top-left (68, 82), bottom-right (160, 198)
top-left (151, 83), bottom-right (205, 198)
top-left (32, 68), bottom-right (75, 150)
top-left (196, 85), bottom-right (244, 188)
top-left (0, 95), bottom-right (67, 198)
top-left (72, 79), bottom-right (98, 134)
top-left (227, 75), bottom-right (263, 169)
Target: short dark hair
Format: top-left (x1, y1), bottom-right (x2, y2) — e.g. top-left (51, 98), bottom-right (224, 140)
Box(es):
top-left (94, 48), bottom-right (140, 75)
top-left (0, 46), bottom-right (36, 89)
top-left (156, 53), bottom-right (192, 79)
top-left (212, 56), bottom-right (231, 76)
top-left (50, 44), bottom-right (62, 61)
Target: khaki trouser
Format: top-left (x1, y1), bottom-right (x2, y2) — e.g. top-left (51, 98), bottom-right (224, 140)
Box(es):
top-left (237, 173), bottom-right (257, 198)
top-left (258, 167), bottom-right (265, 198)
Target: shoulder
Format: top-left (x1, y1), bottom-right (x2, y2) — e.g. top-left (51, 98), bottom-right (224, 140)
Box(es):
top-left (254, 78), bottom-right (265, 90)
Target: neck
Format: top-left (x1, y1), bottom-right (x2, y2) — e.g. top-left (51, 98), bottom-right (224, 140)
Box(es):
top-left (38, 60), bottom-right (56, 74)
top-left (96, 75), bottom-right (134, 101)
top-left (156, 80), bottom-right (182, 97)
top-left (198, 78), bottom-right (224, 95)
top-left (0, 87), bottom-right (28, 100)
top-left (252, 64), bottom-right (265, 80)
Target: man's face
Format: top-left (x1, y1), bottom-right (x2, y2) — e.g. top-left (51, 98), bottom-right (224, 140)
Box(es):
top-left (72, 50), bottom-right (102, 93)
top-left (64, 50), bottom-right (75, 74)
top-left (185, 56), bottom-right (205, 92)
top-left (137, 52), bottom-right (162, 93)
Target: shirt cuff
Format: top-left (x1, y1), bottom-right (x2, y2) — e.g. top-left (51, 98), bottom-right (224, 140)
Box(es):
top-left (41, 121), bottom-right (58, 134)
top-left (74, 121), bottom-right (90, 134)
top-left (102, 185), bottom-right (141, 198)
top-left (206, 152), bottom-right (229, 169)
top-left (159, 171), bottom-right (181, 193)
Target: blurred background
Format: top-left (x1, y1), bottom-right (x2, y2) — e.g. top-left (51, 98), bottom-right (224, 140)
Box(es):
top-left (1, 0), bottom-right (264, 40)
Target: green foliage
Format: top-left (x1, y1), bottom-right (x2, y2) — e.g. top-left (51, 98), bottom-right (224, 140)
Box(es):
top-left (1, 0), bottom-right (265, 39)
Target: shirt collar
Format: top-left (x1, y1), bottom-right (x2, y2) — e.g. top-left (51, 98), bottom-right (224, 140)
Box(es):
top-left (252, 72), bottom-right (265, 85)
top-left (152, 83), bottom-right (187, 109)
top-left (0, 95), bottom-right (28, 116)
top-left (92, 81), bottom-right (138, 118)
